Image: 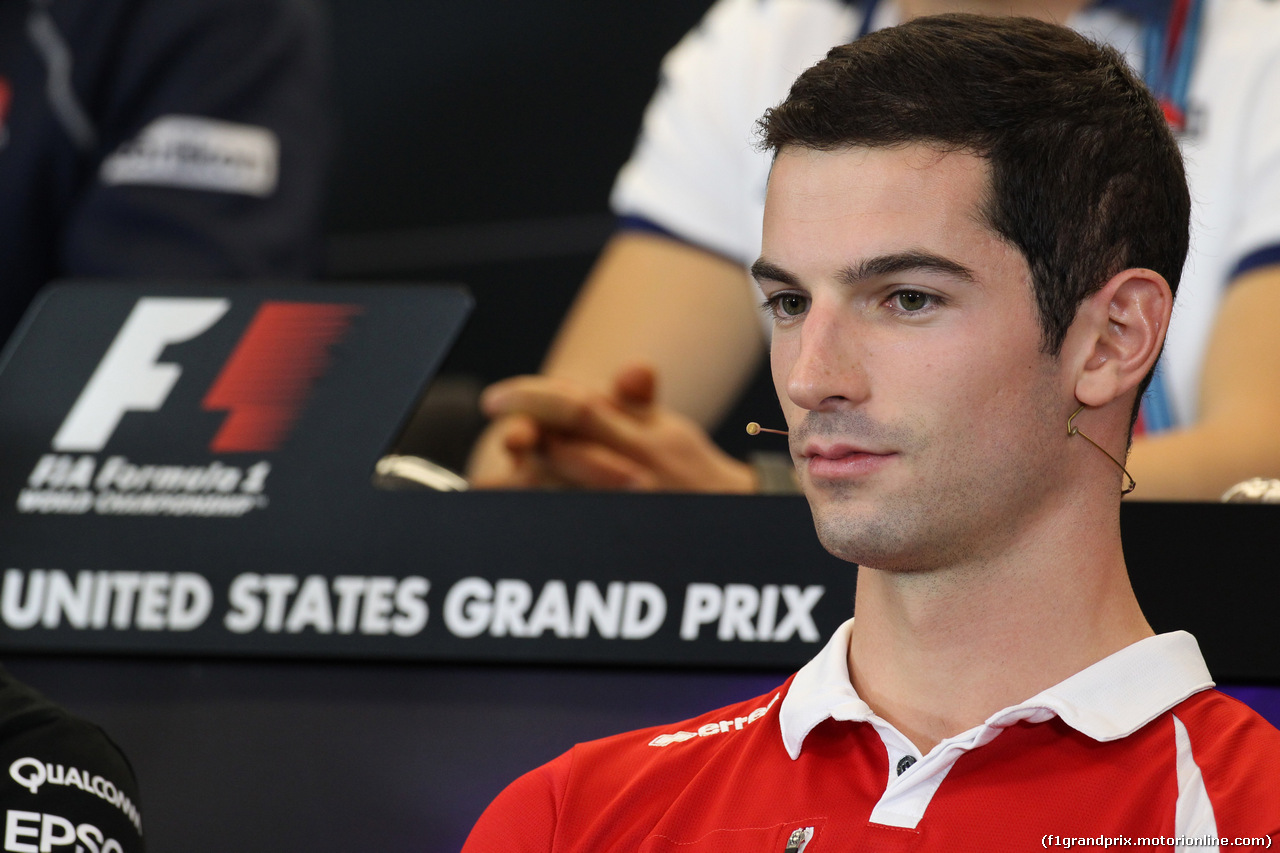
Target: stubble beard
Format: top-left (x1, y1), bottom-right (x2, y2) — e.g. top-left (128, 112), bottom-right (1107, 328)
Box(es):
top-left (799, 396), bottom-right (1063, 574)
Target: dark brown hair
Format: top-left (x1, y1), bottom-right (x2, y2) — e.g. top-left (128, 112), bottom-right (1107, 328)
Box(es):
top-left (758, 14), bottom-right (1190, 412)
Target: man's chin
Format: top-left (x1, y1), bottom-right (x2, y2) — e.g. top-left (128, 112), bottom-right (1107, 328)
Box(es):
top-left (810, 507), bottom-right (884, 565)
top-left (809, 503), bottom-right (935, 571)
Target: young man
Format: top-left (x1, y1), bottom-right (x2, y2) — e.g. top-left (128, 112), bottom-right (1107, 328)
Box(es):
top-left (463, 17), bottom-right (1280, 850)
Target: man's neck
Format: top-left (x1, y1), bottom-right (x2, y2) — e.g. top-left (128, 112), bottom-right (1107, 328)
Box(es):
top-left (846, 505), bottom-right (1152, 754)
top-left (898, 0), bottom-right (1090, 23)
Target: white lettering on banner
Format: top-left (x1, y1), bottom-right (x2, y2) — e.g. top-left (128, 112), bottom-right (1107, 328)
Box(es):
top-left (442, 578), bottom-right (666, 640)
top-left (94, 457), bottom-right (243, 492)
top-left (8, 759), bottom-right (142, 835)
top-left (679, 584), bottom-right (824, 642)
top-left (223, 574), bottom-right (429, 636)
top-left (26, 455), bottom-right (95, 490)
top-left (13, 490), bottom-right (92, 515)
top-left (52, 298), bottom-right (230, 452)
top-left (4, 568), bottom-right (826, 648)
top-left (1, 570), bottom-right (211, 632)
top-left (17, 456), bottom-right (271, 518)
top-left (3, 810), bottom-right (126, 853)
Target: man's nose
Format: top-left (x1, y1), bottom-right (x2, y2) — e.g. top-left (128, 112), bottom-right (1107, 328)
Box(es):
top-left (783, 308), bottom-right (870, 413)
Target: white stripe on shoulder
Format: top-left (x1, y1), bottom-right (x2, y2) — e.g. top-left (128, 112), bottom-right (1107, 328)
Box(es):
top-left (1172, 713), bottom-right (1219, 853)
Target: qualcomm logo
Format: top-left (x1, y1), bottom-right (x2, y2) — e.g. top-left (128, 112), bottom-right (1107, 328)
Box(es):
top-left (8, 758), bottom-right (142, 834)
top-left (17, 296), bottom-right (359, 519)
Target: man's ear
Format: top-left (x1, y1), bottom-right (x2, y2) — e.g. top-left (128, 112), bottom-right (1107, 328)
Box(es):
top-left (1072, 268), bottom-right (1173, 408)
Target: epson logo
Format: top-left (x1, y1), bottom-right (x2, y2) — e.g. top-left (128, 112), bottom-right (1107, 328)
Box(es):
top-left (3, 810), bottom-right (126, 853)
top-left (52, 296), bottom-right (359, 454)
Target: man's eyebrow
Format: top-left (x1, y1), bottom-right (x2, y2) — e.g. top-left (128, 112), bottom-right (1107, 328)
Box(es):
top-left (750, 251), bottom-right (976, 288)
top-left (837, 251), bottom-right (976, 287)
top-left (750, 258), bottom-right (797, 286)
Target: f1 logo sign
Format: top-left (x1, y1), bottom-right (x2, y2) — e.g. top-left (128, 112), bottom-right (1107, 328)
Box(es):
top-left (52, 297), bottom-right (359, 453)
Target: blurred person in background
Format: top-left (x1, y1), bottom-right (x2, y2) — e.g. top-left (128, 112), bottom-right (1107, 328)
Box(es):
top-left (0, 4), bottom-right (329, 848)
top-left (0, 0), bottom-right (332, 344)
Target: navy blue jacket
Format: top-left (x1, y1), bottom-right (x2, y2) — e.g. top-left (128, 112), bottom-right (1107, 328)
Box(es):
top-left (0, 0), bottom-right (332, 343)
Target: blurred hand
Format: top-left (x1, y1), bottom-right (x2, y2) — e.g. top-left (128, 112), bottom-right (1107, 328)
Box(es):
top-left (466, 364), bottom-right (758, 493)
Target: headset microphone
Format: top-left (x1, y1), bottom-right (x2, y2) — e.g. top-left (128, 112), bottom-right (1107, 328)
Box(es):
top-left (1067, 405), bottom-right (1136, 496)
top-left (745, 422), bottom-right (789, 437)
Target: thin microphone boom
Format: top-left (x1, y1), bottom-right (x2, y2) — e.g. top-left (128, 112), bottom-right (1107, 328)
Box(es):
top-left (1067, 405), bottom-right (1136, 496)
top-left (746, 422), bottom-right (789, 436)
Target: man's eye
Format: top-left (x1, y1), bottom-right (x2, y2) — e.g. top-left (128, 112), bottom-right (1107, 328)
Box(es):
top-left (777, 294), bottom-right (808, 316)
top-left (894, 291), bottom-right (930, 312)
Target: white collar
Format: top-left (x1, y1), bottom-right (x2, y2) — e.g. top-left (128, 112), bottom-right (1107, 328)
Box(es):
top-left (778, 618), bottom-right (1215, 760)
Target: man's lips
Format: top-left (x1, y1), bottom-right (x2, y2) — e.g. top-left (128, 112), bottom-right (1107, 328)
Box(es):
top-left (801, 439), bottom-right (895, 459)
top-left (800, 442), bottom-right (896, 479)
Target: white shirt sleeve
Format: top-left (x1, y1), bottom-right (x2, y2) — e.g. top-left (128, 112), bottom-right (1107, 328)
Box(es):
top-left (1159, 0), bottom-right (1280, 423)
top-left (609, 0), bottom-right (860, 266)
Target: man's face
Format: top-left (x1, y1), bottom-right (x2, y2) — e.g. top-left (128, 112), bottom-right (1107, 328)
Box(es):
top-left (756, 145), bottom-right (1075, 572)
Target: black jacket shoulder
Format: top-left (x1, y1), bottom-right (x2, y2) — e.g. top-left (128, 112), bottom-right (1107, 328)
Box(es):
top-left (0, 667), bottom-right (145, 852)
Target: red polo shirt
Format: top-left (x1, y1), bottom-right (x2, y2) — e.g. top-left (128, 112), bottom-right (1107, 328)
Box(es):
top-left (464, 621), bottom-right (1280, 852)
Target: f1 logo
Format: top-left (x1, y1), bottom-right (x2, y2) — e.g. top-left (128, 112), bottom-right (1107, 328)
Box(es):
top-left (52, 297), bottom-right (359, 453)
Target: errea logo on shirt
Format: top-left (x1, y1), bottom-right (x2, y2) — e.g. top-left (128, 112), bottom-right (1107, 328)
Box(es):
top-left (648, 694), bottom-right (779, 747)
